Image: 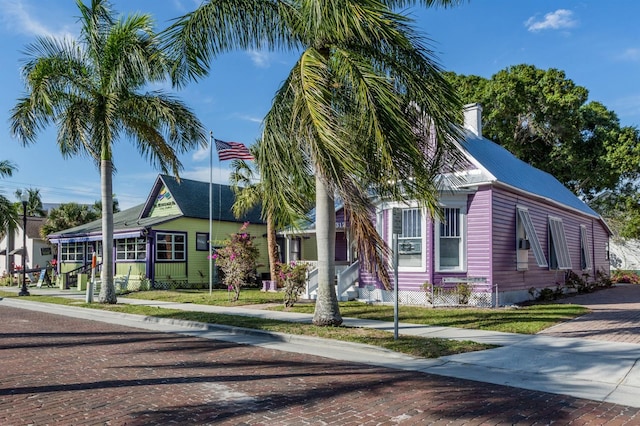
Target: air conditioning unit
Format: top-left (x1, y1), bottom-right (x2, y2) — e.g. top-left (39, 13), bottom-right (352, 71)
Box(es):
top-left (518, 238), bottom-right (531, 250)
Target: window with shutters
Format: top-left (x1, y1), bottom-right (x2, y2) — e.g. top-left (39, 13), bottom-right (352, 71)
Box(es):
top-left (580, 225), bottom-right (592, 270)
top-left (548, 217), bottom-right (572, 270)
top-left (516, 207), bottom-right (548, 269)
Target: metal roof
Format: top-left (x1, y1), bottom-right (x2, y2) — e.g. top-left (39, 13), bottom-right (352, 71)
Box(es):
top-left (458, 132), bottom-right (599, 217)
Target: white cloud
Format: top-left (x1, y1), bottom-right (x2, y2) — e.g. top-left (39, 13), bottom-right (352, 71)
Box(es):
top-left (237, 114), bottom-right (263, 124)
top-left (183, 166), bottom-right (232, 185)
top-left (247, 49), bottom-right (271, 68)
top-left (619, 48), bottom-right (640, 61)
top-left (525, 9), bottom-right (577, 32)
top-left (0, 0), bottom-right (73, 39)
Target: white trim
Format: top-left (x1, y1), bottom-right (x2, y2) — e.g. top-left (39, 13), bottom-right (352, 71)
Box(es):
top-left (384, 202), bottom-right (426, 272)
top-left (435, 200), bottom-right (467, 273)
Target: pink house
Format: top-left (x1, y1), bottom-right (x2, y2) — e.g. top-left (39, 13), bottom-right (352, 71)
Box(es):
top-left (278, 104), bottom-right (610, 305)
top-left (358, 104), bottom-right (611, 305)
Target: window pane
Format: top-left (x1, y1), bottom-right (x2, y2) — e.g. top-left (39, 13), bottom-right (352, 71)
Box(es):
top-left (440, 238), bottom-right (460, 267)
top-left (399, 209), bottom-right (422, 268)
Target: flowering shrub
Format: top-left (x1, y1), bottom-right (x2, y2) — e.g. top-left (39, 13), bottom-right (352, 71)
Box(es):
top-left (611, 270), bottom-right (640, 284)
top-left (279, 262), bottom-right (309, 308)
top-left (211, 222), bottom-right (259, 302)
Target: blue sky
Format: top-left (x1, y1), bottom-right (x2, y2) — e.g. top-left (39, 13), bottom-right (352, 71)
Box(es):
top-left (1, 0), bottom-right (639, 210)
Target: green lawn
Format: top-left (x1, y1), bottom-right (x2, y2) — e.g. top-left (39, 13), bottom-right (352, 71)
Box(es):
top-left (0, 288), bottom-right (590, 358)
top-left (122, 289), bottom-right (588, 334)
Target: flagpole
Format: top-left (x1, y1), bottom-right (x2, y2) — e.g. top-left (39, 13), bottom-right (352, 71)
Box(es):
top-left (209, 130), bottom-right (213, 295)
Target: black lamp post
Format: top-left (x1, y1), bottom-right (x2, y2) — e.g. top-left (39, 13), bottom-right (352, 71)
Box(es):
top-left (19, 192), bottom-right (29, 296)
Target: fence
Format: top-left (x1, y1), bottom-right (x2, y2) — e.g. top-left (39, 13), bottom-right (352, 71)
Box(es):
top-left (361, 277), bottom-right (496, 308)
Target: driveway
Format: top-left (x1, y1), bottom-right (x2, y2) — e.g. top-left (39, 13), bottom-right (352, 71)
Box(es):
top-left (537, 284), bottom-right (640, 344)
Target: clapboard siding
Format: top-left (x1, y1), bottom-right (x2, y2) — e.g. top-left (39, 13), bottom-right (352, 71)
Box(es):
top-left (491, 186), bottom-right (609, 295)
top-left (466, 187), bottom-right (492, 280)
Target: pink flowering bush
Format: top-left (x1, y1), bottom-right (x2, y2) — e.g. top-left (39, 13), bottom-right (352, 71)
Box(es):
top-left (279, 262), bottom-right (309, 308)
top-left (611, 270), bottom-right (640, 284)
top-left (212, 223), bottom-right (259, 302)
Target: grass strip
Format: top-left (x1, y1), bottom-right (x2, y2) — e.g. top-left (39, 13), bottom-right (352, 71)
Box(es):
top-left (0, 291), bottom-right (494, 358)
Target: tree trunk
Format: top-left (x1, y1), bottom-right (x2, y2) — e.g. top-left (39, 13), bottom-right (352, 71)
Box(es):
top-left (98, 160), bottom-right (116, 304)
top-left (312, 174), bottom-right (342, 326)
top-left (266, 211), bottom-right (280, 285)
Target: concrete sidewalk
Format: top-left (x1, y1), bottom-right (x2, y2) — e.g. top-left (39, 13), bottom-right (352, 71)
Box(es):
top-left (2, 286), bottom-right (640, 408)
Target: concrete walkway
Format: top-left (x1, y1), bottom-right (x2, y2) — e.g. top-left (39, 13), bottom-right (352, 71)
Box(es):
top-left (3, 284), bottom-right (640, 409)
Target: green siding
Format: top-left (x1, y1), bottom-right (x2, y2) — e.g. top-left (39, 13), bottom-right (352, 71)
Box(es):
top-left (152, 217), bottom-right (269, 285)
top-left (302, 237), bottom-right (318, 260)
top-left (149, 185), bottom-right (182, 217)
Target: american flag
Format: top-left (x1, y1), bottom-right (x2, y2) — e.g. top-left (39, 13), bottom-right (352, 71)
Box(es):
top-left (214, 139), bottom-right (254, 161)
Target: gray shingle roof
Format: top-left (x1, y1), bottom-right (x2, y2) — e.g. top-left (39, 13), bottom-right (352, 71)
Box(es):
top-left (150, 175), bottom-right (264, 223)
top-left (49, 174), bottom-right (265, 239)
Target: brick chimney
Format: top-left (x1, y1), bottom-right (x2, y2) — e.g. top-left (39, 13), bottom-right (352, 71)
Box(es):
top-left (463, 103), bottom-right (482, 137)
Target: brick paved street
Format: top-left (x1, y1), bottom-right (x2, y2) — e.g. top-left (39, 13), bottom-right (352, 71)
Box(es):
top-left (2, 305), bottom-right (640, 425)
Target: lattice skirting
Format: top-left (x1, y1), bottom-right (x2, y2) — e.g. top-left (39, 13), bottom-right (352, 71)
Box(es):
top-left (358, 287), bottom-right (495, 308)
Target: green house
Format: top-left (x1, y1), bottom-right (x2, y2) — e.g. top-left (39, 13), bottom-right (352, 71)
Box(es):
top-left (48, 174), bottom-right (268, 290)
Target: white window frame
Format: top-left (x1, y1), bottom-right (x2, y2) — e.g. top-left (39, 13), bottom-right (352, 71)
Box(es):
top-left (386, 204), bottom-right (426, 272)
top-left (116, 237), bottom-right (147, 261)
top-left (61, 242), bottom-right (84, 262)
top-left (86, 241), bottom-right (103, 262)
top-left (398, 208), bottom-right (424, 269)
top-left (516, 206), bottom-right (548, 269)
top-left (580, 225), bottom-right (593, 271)
top-left (548, 217), bottom-right (572, 270)
top-left (156, 232), bottom-right (186, 262)
top-left (435, 202), bottom-right (466, 272)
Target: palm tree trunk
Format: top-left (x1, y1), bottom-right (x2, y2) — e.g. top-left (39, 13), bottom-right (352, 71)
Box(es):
top-left (98, 159), bottom-right (116, 304)
top-left (312, 174), bottom-right (342, 326)
top-left (266, 211), bottom-right (280, 285)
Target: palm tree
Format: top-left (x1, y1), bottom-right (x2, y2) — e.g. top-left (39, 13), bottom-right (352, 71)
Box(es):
top-left (165, 0), bottom-right (463, 325)
top-left (229, 147), bottom-right (313, 287)
top-left (11, 0), bottom-right (206, 303)
top-left (15, 188), bottom-right (46, 217)
top-left (0, 160), bottom-right (18, 234)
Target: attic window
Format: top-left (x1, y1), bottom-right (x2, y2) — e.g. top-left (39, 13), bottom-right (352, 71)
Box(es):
top-left (548, 217), bottom-right (572, 270)
top-left (580, 225), bottom-right (592, 270)
top-left (516, 207), bottom-right (547, 268)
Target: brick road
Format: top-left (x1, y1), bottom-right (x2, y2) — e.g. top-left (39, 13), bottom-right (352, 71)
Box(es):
top-left (2, 305), bottom-right (640, 425)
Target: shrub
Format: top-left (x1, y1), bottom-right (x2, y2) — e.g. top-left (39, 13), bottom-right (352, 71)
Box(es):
top-left (611, 270), bottom-right (640, 284)
top-left (280, 262), bottom-right (309, 308)
top-left (211, 222), bottom-right (260, 302)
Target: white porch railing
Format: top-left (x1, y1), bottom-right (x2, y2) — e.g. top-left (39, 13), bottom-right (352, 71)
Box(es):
top-left (337, 260), bottom-right (359, 301)
top-left (304, 261), bottom-right (359, 301)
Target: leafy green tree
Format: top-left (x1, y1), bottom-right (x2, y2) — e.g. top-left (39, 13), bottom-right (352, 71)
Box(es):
top-left (166, 0), bottom-right (463, 325)
top-left (445, 65), bottom-right (638, 200)
top-left (93, 197), bottom-right (120, 216)
top-left (40, 202), bottom-right (99, 240)
top-left (11, 0), bottom-right (205, 303)
top-left (14, 188), bottom-right (46, 217)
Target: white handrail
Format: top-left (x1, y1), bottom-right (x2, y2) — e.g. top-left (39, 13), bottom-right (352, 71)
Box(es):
top-left (337, 260), bottom-right (360, 297)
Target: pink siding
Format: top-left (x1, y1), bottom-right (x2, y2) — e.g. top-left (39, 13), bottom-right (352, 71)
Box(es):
top-left (466, 188), bottom-right (492, 279)
top-left (491, 186), bottom-right (610, 294)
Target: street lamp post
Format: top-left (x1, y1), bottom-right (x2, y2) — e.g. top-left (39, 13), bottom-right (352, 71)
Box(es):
top-left (19, 191), bottom-right (29, 296)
